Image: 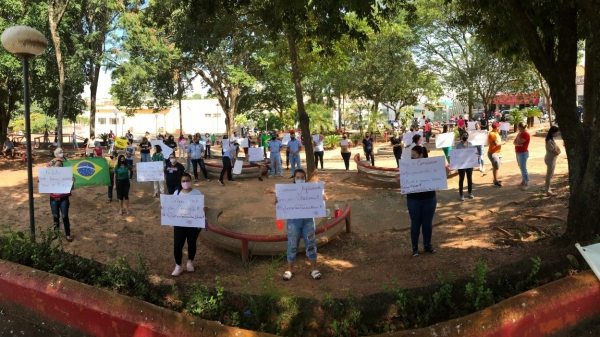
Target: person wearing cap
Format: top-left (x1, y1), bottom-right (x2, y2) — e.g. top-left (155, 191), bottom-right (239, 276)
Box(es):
top-left (287, 131), bottom-right (302, 178)
top-left (488, 122), bottom-right (503, 187)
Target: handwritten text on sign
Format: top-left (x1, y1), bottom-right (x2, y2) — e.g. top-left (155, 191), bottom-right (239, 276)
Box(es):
top-left (275, 182), bottom-right (326, 219)
top-left (38, 167), bottom-right (73, 194)
top-left (468, 130), bottom-right (489, 146)
top-left (136, 162), bottom-right (165, 182)
top-left (160, 194), bottom-right (205, 228)
top-left (449, 148), bottom-right (480, 170)
top-left (399, 156), bottom-right (448, 194)
top-left (248, 147), bottom-right (264, 162)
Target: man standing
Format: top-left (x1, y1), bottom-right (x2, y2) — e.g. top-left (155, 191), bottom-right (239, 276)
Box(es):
top-left (480, 113), bottom-right (489, 131)
top-left (218, 138), bottom-right (236, 185)
top-left (187, 137), bottom-right (211, 182)
top-left (268, 134), bottom-right (283, 177)
top-left (286, 131), bottom-right (302, 177)
top-left (125, 139), bottom-right (136, 179)
top-left (72, 132), bottom-right (78, 149)
top-left (487, 122), bottom-right (503, 187)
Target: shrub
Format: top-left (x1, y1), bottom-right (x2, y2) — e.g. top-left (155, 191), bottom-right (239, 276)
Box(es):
top-left (323, 135), bottom-right (341, 148)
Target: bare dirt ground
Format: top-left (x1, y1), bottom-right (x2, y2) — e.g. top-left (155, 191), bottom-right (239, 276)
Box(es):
top-left (0, 131), bottom-right (578, 301)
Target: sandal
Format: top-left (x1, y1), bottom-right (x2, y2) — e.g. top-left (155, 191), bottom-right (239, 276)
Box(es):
top-left (66, 236), bottom-right (73, 242)
top-left (282, 271), bottom-right (293, 281)
top-left (310, 270), bottom-right (322, 280)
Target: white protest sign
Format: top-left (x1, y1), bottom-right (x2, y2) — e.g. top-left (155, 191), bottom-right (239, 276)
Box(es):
top-left (449, 148), bottom-right (479, 170)
top-left (160, 194), bottom-right (205, 228)
top-left (248, 147), bottom-right (264, 162)
top-left (232, 159), bottom-right (244, 175)
top-left (222, 139), bottom-right (230, 152)
top-left (151, 140), bottom-right (173, 158)
top-left (275, 182), bottom-right (326, 219)
top-left (435, 132), bottom-right (455, 148)
top-left (403, 131), bottom-right (423, 146)
top-left (467, 121), bottom-right (477, 130)
top-left (468, 130), bottom-right (489, 146)
top-left (312, 134), bottom-right (320, 142)
top-left (500, 122), bottom-right (511, 131)
top-left (136, 162), bottom-right (164, 182)
top-left (399, 156), bottom-right (448, 194)
top-left (200, 140), bottom-right (206, 146)
top-left (239, 138), bottom-right (249, 148)
top-left (281, 133), bottom-right (291, 145)
top-left (576, 243), bottom-right (600, 281)
top-left (400, 143), bottom-right (415, 161)
top-left (38, 167), bottom-right (73, 194)
top-left (340, 139), bottom-right (349, 146)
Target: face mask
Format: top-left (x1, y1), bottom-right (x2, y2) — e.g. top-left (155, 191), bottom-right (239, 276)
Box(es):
top-left (170, 159), bottom-right (176, 163)
top-left (120, 160), bottom-right (125, 163)
top-left (110, 156), bottom-right (114, 160)
top-left (181, 182), bottom-right (192, 189)
top-left (272, 137), bottom-right (277, 141)
top-left (296, 179), bottom-right (305, 184)
top-left (58, 153), bottom-right (64, 157)
top-left (462, 136), bottom-right (468, 141)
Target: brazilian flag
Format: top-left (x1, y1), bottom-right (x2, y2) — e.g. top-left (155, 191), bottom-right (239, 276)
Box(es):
top-left (63, 158), bottom-right (111, 188)
top-left (115, 137), bottom-right (128, 149)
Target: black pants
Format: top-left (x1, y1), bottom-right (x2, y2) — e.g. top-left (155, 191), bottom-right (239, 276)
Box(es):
top-left (220, 157), bottom-right (232, 181)
top-left (191, 158), bottom-right (209, 179)
top-left (108, 173), bottom-right (114, 200)
top-left (341, 152), bottom-right (351, 170)
top-left (116, 179), bottom-right (130, 200)
top-left (425, 131), bottom-right (431, 143)
top-left (173, 226), bottom-right (201, 265)
top-left (286, 149), bottom-right (290, 168)
top-left (126, 159), bottom-right (134, 179)
top-left (314, 151), bottom-right (324, 169)
top-left (394, 153), bottom-right (402, 168)
top-left (50, 196), bottom-right (70, 236)
top-left (365, 150), bottom-right (374, 166)
top-left (166, 180), bottom-right (178, 194)
top-left (458, 168), bottom-right (473, 195)
top-left (205, 145), bottom-right (211, 159)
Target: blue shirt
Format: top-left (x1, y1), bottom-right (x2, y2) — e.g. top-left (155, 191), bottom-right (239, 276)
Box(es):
top-left (223, 147), bottom-right (235, 159)
top-left (187, 142), bottom-right (204, 159)
top-left (268, 139), bottom-right (283, 153)
top-left (287, 138), bottom-right (301, 153)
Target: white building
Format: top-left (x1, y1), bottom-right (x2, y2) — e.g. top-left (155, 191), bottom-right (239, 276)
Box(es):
top-left (90, 99), bottom-right (226, 138)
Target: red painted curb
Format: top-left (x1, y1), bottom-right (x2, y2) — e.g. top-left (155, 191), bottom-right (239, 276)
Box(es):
top-left (354, 153), bottom-right (399, 172)
top-left (376, 270), bottom-right (600, 337)
top-left (0, 260), bottom-right (275, 337)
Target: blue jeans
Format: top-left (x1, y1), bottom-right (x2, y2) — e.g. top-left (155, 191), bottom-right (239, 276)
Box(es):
top-left (141, 153), bottom-right (151, 162)
top-left (476, 145), bottom-right (485, 166)
top-left (501, 130), bottom-right (508, 140)
top-left (407, 196), bottom-right (437, 249)
top-left (186, 156), bottom-right (192, 172)
top-left (516, 151), bottom-right (529, 184)
top-left (109, 140), bottom-right (114, 153)
top-left (289, 154), bottom-right (301, 175)
top-left (50, 196), bottom-right (71, 236)
top-left (73, 139), bottom-right (78, 149)
top-left (286, 218), bottom-right (317, 262)
top-left (191, 158), bottom-right (209, 179)
top-left (126, 159), bottom-right (134, 178)
top-left (270, 152), bottom-right (282, 176)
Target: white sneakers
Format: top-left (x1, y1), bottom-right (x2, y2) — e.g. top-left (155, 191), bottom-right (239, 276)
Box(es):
top-left (171, 260), bottom-right (195, 277)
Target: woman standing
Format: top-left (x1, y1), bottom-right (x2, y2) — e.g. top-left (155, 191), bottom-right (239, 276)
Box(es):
top-left (499, 116), bottom-right (508, 141)
top-left (513, 122), bottom-right (531, 190)
top-left (204, 133), bottom-right (212, 159)
top-left (178, 135), bottom-right (186, 158)
top-left (392, 137), bottom-right (402, 167)
top-left (139, 137), bottom-right (152, 162)
top-left (312, 134), bottom-right (325, 170)
top-left (407, 145), bottom-right (436, 257)
top-left (340, 134), bottom-right (353, 171)
top-left (276, 169), bottom-right (326, 281)
top-left (152, 145), bottom-right (165, 196)
top-left (170, 172), bottom-right (204, 276)
top-left (107, 151), bottom-right (118, 203)
top-left (441, 124), bottom-right (452, 164)
top-left (474, 121), bottom-right (486, 174)
top-left (165, 153), bottom-right (186, 194)
top-left (114, 154), bottom-right (132, 214)
top-left (166, 135), bottom-right (178, 161)
top-left (455, 132), bottom-right (475, 201)
top-left (424, 119), bottom-right (432, 144)
top-left (362, 132), bottom-right (375, 166)
top-left (544, 126), bottom-right (561, 196)
top-left (47, 148), bottom-right (75, 242)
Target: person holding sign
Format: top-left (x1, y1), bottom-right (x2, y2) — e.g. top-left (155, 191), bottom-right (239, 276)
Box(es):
top-left (45, 148), bottom-right (75, 242)
top-left (406, 145), bottom-right (437, 257)
top-left (114, 154), bottom-right (132, 214)
top-left (340, 134), bottom-right (353, 170)
top-left (488, 122), bottom-right (503, 187)
top-left (218, 140), bottom-right (237, 185)
top-left (362, 133), bottom-right (375, 166)
top-left (170, 173), bottom-right (204, 276)
top-left (513, 122), bottom-right (531, 190)
top-left (107, 151), bottom-right (118, 202)
top-left (152, 145), bottom-right (165, 196)
top-left (455, 132), bottom-right (475, 201)
top-left (165, 153), bottom-right (186, 193)
top-left (440, 124), bottom-right (452, 164)
top-left (276, 169), bottom-right (327, 281)
top-left (312, 134), bottom-right (325, 171)
top-left (249, 141), bottom-right (270, 181)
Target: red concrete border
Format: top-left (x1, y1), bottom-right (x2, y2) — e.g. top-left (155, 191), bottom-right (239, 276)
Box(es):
top-left (0, 260), bottom-right (275, 337)
top-left (377, 270), bottom-right (600, 337)
top-left (354, 153), bottom-right (399, 172)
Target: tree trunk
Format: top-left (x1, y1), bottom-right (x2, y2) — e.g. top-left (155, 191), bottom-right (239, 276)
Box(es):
top-left (177, 75), bottom-right (183, 136)
top-left (0, 105), bottom-right (9, 146)
top-left (89, 61), bottom-right (100, 137)
top-left (337, 95), bottom-right (342, 130)
top-left (49, 0), bottom-right (69, 148)
top-left (286, 32), bottom-right (316, 181)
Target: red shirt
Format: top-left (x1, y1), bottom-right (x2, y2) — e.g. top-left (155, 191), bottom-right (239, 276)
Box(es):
top-left (94, 147), bottom-right (103, 156)
top-left (515, 132), bottom-right (530, 153)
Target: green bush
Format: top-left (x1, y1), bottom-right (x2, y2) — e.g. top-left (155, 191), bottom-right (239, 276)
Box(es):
top-left (323, 135), bottom-right (341, 148)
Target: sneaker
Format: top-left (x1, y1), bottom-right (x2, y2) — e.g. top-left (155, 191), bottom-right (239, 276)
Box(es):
top-left (107, 199), bottom-right (112, 203)
top-left (194, 178), bottom-right (199, 182)
top-left (278, 174), bottom-right (283, 177)
top-left (171, 265), bottom-right (184, 276)
top-left (521, 185), bottom-right (530, 191)
top-left (494, 181), bottom-right (503, 187)
top-left (268, 175), bottom-right (273, 178)
top-left (218, 180), bottom-right (224, 186)
top-left (320, 168), bottom-right (325, 171)
top-left (205, 179), bottom-right (211, 182)
top-left (258, 177), bottom-right (263, 181)
top-left (468, 193), bottom-right (474, 199)
top-left (412, 248), bottom-right (419, 257)
top-left (460, 194), bottom-right (464, 201)
top-left (481, 166), bottom-right (486, 173)
top-left (186, 260), bottom-right (194, 272)
top-left (228, 179), bottom-right (236, 182)
top-left (424, 245), bottom-right (436, 254)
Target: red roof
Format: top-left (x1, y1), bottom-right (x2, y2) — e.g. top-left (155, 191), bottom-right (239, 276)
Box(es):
top-left (490, 92), bottom-right (540, 105)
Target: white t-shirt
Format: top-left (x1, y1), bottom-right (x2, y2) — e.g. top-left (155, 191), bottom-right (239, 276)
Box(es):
top-left (314, 137), bottom-right (324, 152)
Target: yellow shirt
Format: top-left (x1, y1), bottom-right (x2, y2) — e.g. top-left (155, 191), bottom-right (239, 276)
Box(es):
top-left (488, 132), bottom-right (501, 154)
top-left (107, 158), bottom-right (118, 173)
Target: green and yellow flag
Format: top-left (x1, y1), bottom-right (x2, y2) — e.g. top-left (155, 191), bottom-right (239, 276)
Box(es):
top-left (115, 137), bottom-right (128, 149)
top-left (63, 158), bottom-right (111, 188)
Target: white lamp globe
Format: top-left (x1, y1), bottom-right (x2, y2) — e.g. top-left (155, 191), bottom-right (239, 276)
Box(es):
top-left (1, 26), bottom-right (47, 58)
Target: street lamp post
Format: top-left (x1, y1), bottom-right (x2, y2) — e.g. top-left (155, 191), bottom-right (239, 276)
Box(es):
top-left (2, 26), bottom-right (47, 241)
top-left (113, 108), bottom-right (118, 137)
top-left (265, 117), bottom-right (268, 132)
